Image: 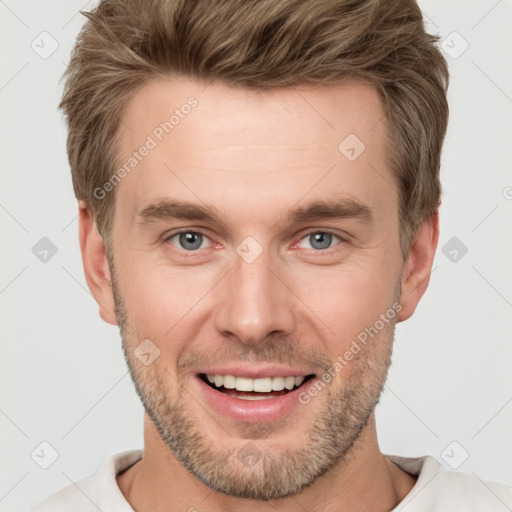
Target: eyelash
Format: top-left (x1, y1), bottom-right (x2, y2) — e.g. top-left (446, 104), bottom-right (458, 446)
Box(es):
top-left (163, 229), bottom-right (346, 256)
top-left (295, 230), bottom-right (345, 252)
top-left (164, 230), bottom-right (213, 255)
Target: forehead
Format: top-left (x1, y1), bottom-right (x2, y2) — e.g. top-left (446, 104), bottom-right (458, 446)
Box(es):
top-left (120, 76), bottom-right (386, 153)
top-left (114, 76), bottom-right (395, 226)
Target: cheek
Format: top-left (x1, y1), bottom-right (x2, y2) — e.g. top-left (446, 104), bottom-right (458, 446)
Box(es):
top-left (119, 255), bottom-right (187, 307)
top-left (116, 258), bottom-right (217, 346)
top-left (294, 262), bottom-right (399, 347)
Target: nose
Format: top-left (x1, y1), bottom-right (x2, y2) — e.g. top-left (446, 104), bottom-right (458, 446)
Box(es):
top-left (213, 246), bottom-right (296, 346)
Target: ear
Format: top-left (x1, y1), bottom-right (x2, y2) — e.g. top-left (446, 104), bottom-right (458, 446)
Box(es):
top-left (397, 211), bottom-right (439, 322)
top-left (78, 201), bottom-right (117, 326)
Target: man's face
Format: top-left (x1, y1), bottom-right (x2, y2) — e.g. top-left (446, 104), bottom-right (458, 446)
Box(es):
top-left (108, 77), bottom-right (404, 499)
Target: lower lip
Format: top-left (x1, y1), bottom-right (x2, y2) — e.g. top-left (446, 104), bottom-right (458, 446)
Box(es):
top-left (195, 375), bottom-right (311, 423)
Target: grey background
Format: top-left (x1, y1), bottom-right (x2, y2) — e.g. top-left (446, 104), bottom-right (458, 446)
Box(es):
top-left (1, 1), bottom-right (511, 510)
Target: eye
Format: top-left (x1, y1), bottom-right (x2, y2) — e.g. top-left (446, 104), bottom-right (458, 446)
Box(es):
top-left (166, 231), bottom-right (211, 251)
top-left (298, 231), bottom-right (342, 251)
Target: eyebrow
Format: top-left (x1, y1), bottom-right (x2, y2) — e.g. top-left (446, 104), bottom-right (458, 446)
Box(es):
top-left (134, 196), bottom-right (373, 228)
top-left (135, 199), bottom-right (225, 225)
top-left (284, 197), bottom-right (373, 225)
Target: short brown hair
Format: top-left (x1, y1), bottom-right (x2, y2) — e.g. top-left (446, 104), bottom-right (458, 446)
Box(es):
top-left (60, 0), bottom-right (449, 258)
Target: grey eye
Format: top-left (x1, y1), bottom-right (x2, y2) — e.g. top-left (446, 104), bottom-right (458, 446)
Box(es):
top-left (175, 232), bottom-right (205, 251)
top-left (308, 232), bottom-right (333, 250)
top-left (300, 231), bottom-right (341, 251)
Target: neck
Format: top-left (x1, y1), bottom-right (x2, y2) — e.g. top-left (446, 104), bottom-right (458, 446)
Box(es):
top-left (117, 413), bottom-right (416, 512)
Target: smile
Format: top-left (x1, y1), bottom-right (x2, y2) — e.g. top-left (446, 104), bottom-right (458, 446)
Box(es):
top-left (201, 373), bottom-right (314, 399)
top-left (195, 371), bottom-right (316, 422)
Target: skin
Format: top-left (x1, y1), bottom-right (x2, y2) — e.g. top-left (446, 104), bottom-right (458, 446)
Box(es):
top-left (79, 76), bottom-right (438, 511)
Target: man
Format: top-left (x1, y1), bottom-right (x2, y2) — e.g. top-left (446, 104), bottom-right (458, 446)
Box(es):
top-left (32, 0), bottom-right (512, 510)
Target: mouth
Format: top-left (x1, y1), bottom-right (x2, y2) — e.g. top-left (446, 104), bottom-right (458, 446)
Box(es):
top-left (199, 373), bottom-right (316, 400)
top-left (194, 370), bottom-right (317, 423)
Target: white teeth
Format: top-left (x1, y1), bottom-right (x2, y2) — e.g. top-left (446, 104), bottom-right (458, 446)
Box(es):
top-left (225, 393), bottom-right (273, 400)
top-left (271, 376), bottom-right (285, 391)
top-left (235, 376), bottom-right (253, 392)
top-left (284, 376), bottom-right (295, 390)
top-left (294, 376), bottom-right (305, 387)
top-left (223, 375), bottom-right (236, 389)
top-left (253, 378), bottom-right (272, 392)
top-left (205, 374), bottom-right (308, 392)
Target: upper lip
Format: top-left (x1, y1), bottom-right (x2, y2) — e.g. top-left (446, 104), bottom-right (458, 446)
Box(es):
top-left (197, 364), bottom-right (316, 379)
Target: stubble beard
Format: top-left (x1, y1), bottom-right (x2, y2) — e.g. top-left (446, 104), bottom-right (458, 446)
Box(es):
top-left (110, 265), bottom-right (397, 500)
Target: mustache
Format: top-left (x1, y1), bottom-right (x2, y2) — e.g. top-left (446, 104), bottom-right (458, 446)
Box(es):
top-left (176, 337), bottom-right (333, 374)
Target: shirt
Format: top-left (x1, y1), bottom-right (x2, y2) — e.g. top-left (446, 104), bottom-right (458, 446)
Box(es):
top-left (29, 449), bottom-right (512, 511)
